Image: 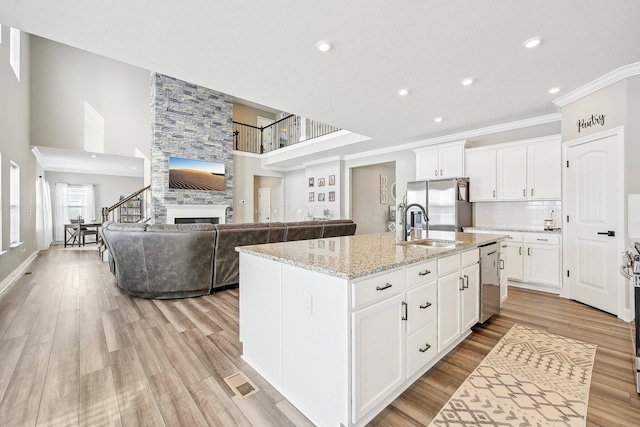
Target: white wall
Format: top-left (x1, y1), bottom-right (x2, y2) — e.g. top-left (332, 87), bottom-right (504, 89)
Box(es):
top-left (0, 28), bottom-right (37, 283)
top-left (284, 168), bottom-right (308, 221)
top-left (232, 153), bottom-right (285, 223)
top-left (351, 162), bottom-right (395, 234)
top-left (305, 160), bottom-right (342, 219)
top-left (30, 36), bottom-right (151, 159)
top-left (46, 171), bottom-right (144, 234)
top-left (253, 176), bottom-right (284, 222)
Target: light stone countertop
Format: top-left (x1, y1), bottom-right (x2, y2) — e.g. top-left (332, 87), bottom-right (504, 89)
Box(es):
top-left (464, 226), bottom-right (562, 234)
top-left (236, 231), bottom-right (507, 280)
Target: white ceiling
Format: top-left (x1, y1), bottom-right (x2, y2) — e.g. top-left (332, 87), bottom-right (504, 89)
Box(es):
top-left (5, 1), bottom-right (640, 161)
top-left (32, 146), bottom-right (144, 177)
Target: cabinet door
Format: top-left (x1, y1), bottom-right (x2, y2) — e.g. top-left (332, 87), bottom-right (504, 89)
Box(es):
top-left (416, 149), bottom-right (439, 180)
top-left (438, 145), bottom-right (464, 178)
top-left (499, 245), bottom-right (508, 302)
top-left (465, 150), bottom-right (497, 201)
top-left (437, 271), bottom-right (462, 351)
top-left (527, 141), bottom-right (561, 200)
top-left (524, 244), bottom-right (560, 286)
top-left (461, 263), bottom-right (479, 331)
top-left (497, 145), bottom-right (527, 200)
top-left (506, 243), bottom-right (524, 281)
top-left (352, 293), bottom-right (405, 422)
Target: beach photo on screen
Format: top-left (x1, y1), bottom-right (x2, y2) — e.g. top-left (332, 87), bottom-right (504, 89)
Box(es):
top-left (169, 157), bottom-right (225, 191)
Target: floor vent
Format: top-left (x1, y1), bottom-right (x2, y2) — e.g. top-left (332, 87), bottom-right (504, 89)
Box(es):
top-left (223, 371), bottom-right (259, 400)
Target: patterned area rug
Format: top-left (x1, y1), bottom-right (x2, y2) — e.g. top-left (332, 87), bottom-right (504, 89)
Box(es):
top-left (429, 324), bottom-right (597, 427)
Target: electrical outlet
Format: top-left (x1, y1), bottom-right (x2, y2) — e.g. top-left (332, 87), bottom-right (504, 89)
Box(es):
top-left (304, 293), bottom-right (313, 314)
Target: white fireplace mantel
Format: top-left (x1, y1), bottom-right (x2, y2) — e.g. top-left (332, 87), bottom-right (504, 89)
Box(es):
top-left (165, 204), bottom-right (229, 224)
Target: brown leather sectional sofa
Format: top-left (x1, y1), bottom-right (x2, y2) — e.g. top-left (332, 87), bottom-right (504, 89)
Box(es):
top-left (101, 220), bottom-right (356, 299)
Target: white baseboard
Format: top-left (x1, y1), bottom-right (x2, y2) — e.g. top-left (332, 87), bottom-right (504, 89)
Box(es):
top-left (0, 251), bottom-right (39, 297)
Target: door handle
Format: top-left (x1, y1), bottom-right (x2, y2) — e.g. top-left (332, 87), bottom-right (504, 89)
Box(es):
top-left (459, 277), bottom-right (464, 291)
top-left (376, 283), bottom-right (392, 291)
top-left (531, 188), bottom-right (534, 197)
top-left (418, 270), bottom-right (431, 276)
top-left (519, 247), bottom-right (522, 255)
top-left (597, 231), bottom-right (616, 237)
top-left (493, 190), bottom-right (496, 198)
top-left (523, 189), bottom-right (526, 197)
top-left (527, 248), bottom-right (531, 256)
top-left (435, 169), bottom-right (438, 176)
top-left (419, 343), bottom-right (432, 353)
top-left (419, 302), bottom-right (432, 309)
top-left (401, 301), bottom-right (408, 321)
top-left (440, 169), bottom-right (443, 176)
top-left (463, 275), bottom-right (469, 289)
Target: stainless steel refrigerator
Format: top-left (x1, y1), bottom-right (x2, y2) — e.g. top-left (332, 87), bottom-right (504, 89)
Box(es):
top-left (406, 178), bottom-right (472, 232)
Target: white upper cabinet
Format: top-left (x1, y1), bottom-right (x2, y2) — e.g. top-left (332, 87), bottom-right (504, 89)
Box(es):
top-left (466, 149), bottom-right (497, 201)
top-left (497, 145), bottom-right (527, 200)
top-left (466, 136), bottom-right (561, 202)
top-left (527, 140), bottom-right (561, 200)
top-left (415, 141), bottom-right (465, 180)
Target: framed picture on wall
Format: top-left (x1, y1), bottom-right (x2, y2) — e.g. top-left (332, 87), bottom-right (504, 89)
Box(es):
top-left (318, 178), bottom-right (325, 187)
top-left (329, 175), bottom-right (335, 186)
top-left (309, 192), bottom-right (314, 202)
top-left (329, 191), bottom-right (335, 202)
top-left (318, 193), bottom-right (325, 202)
top-left (309, 178), bottom-right (314, 187)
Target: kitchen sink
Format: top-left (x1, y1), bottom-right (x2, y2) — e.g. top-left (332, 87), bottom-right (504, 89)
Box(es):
top-left (398, 239), bottom-right (460, 249)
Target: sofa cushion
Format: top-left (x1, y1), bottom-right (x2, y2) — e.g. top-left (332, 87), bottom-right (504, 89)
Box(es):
top-left (285, 221), bottom-right (323, 241)
top-left (213, 226), bottom-right (271, 289)
top-left (322, 221), bottom-right (357, 238)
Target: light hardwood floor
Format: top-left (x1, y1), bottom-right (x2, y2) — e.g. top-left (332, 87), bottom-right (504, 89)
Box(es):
top-left (0, 246), bottom-right (638, 426)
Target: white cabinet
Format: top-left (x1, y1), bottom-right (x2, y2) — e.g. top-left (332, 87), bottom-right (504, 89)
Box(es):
top-left (527, 141), bottom-right (561, 200)
top-left (499, 244), bottom-right (508, 302)
top-left (466, 137), bottom-right (561, 202)
top-left (415, 142), bottom-right (465, 180)
top-left (497, 145), bottom-right (527, 200)
top-left (437, 250), bottom-right (479, 351)
top-left (466, 149), bottom-right (497, 201)
top-left (352, 293), bottom-right (405, 421)
top-left (523, 233), bottom-right (561, 287)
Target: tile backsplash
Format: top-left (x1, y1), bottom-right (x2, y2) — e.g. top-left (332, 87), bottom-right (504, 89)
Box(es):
top-left (473, 201), bottom-right (562, 230)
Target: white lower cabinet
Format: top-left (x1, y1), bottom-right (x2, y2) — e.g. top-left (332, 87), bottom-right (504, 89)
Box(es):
top-left (352, 293), bottom-right (405, 421)
top-left (499, 244), bottom-right (508, 302)
top-left (506, 242), bottom-right (524, 281)
top-left (437, 250), bottom-right (479, 351)
top-left (524, 243), bottom-right (560, 286)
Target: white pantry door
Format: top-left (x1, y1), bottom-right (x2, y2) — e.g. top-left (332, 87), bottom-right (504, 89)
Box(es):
top-left (259, 187), bottom-right (271, 222)
top-left (565, 128), bottom-right (624, 316)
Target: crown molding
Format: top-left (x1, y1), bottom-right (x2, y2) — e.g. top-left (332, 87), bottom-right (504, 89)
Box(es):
top-left (553, 62), bottom-right (640, 108)
top-left (343, 113), bottom-right (560, 161)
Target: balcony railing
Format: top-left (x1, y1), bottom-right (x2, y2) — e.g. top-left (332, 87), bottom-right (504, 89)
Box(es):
top-left (233, 114), bottom-right (341, 154)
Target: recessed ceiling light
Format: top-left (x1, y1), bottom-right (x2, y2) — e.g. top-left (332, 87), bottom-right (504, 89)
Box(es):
top-left (132, 166), bottom-right (137, 170)
top-left (90, 154), bottom-right (97, 158)
top-left (548, 87), bottom-right (560, 94)
top-left (316, 40), bottom-right (332, 52)
top-left (460, 78), bottom-right (474, 86)
top-left (523, 37), bottom-right (542, 48)
top-left (398, 88), bottom-right (410, 96)
top-left (434, 117), bottom-right (443, 123)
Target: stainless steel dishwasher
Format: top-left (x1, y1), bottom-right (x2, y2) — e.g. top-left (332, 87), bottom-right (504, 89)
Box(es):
top-left (479, 242), bottom-right (500, 323)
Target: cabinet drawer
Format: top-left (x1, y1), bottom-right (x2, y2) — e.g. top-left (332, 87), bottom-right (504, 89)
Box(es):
top-left (503, 231), bottom-right (523, 243)
top-left (438, 254), bottom-right (460, 276)
top-left (406, 321), bottom-right (438, 378)
top-left (406, 260), bottom-right (437, 288)
top-left (406, 282), bottom-right (437, 334)
top-left (461, 249), bottom-right (479, 267)
top-left (352, 269), bottom-right (404, 308)
top-left (524, 233), bottom-right (560, 245)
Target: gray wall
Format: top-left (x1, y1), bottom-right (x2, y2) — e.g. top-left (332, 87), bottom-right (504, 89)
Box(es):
top-left (0, 29), bottom-right (36, 284)
top-left (151, 73), bottom-right (234, 223)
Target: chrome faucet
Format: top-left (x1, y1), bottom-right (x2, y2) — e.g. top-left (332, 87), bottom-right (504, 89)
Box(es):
top-left (403, 203), bottom-right (429, 241)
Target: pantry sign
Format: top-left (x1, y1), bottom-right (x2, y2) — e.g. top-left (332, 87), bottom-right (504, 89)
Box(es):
top-left (577, 114), bottom-right (606, 133)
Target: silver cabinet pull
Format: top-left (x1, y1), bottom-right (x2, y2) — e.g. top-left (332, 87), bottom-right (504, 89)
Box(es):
top-left (401, 301), bottom-right (408, 321)
top-left (537, 238), bottom-right (548, 241)
top-left (440, 169), bottom-right (443, 176)
top-left (523, 189), bottom-right (526, 197)
top-left (418, 270), bottom-right (431, 276)
top-left (519, 247), bottom-right (522, 255)
top-left (419, 343), bottom-right (432, 353)
top-left (531, 188), bottom-right (534, 197)
top-left (419, 302), bottom-right (432, 309)
top-left (493, 190), bottom-right (496, 198)
top-left (463, 275), bottom-right (469, 289)
top-left (435, 169), bottom-right (438, 176)
top-left (376, 283), bottom-right (392, 291)
top-left (527, 248), bottom-right (531, 256)
top-left (459, 277), bottom-right (464, 291)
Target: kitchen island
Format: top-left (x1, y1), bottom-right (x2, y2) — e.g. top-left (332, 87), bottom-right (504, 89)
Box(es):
top-left (237, 231), bottom-right (506, 427)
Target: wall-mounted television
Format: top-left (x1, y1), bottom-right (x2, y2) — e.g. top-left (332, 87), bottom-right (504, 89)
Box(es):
top-left (169, 156), bottom-right (225, 191)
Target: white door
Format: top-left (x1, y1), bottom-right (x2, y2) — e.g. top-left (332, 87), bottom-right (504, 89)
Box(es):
top-left (461, 263), bottom-right (479, 331)
top-left (437, 271), bottom-right (462, 351)
top-left (258, 187), bottom-right (271, 223)
top-left (565, 129), bottom-right (624, 316)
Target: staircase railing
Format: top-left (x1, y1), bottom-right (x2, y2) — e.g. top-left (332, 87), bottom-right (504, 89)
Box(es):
top-left (101, 185), bottom-right (151, 223)
top-left (234, 115), bottom-right (341, 154)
